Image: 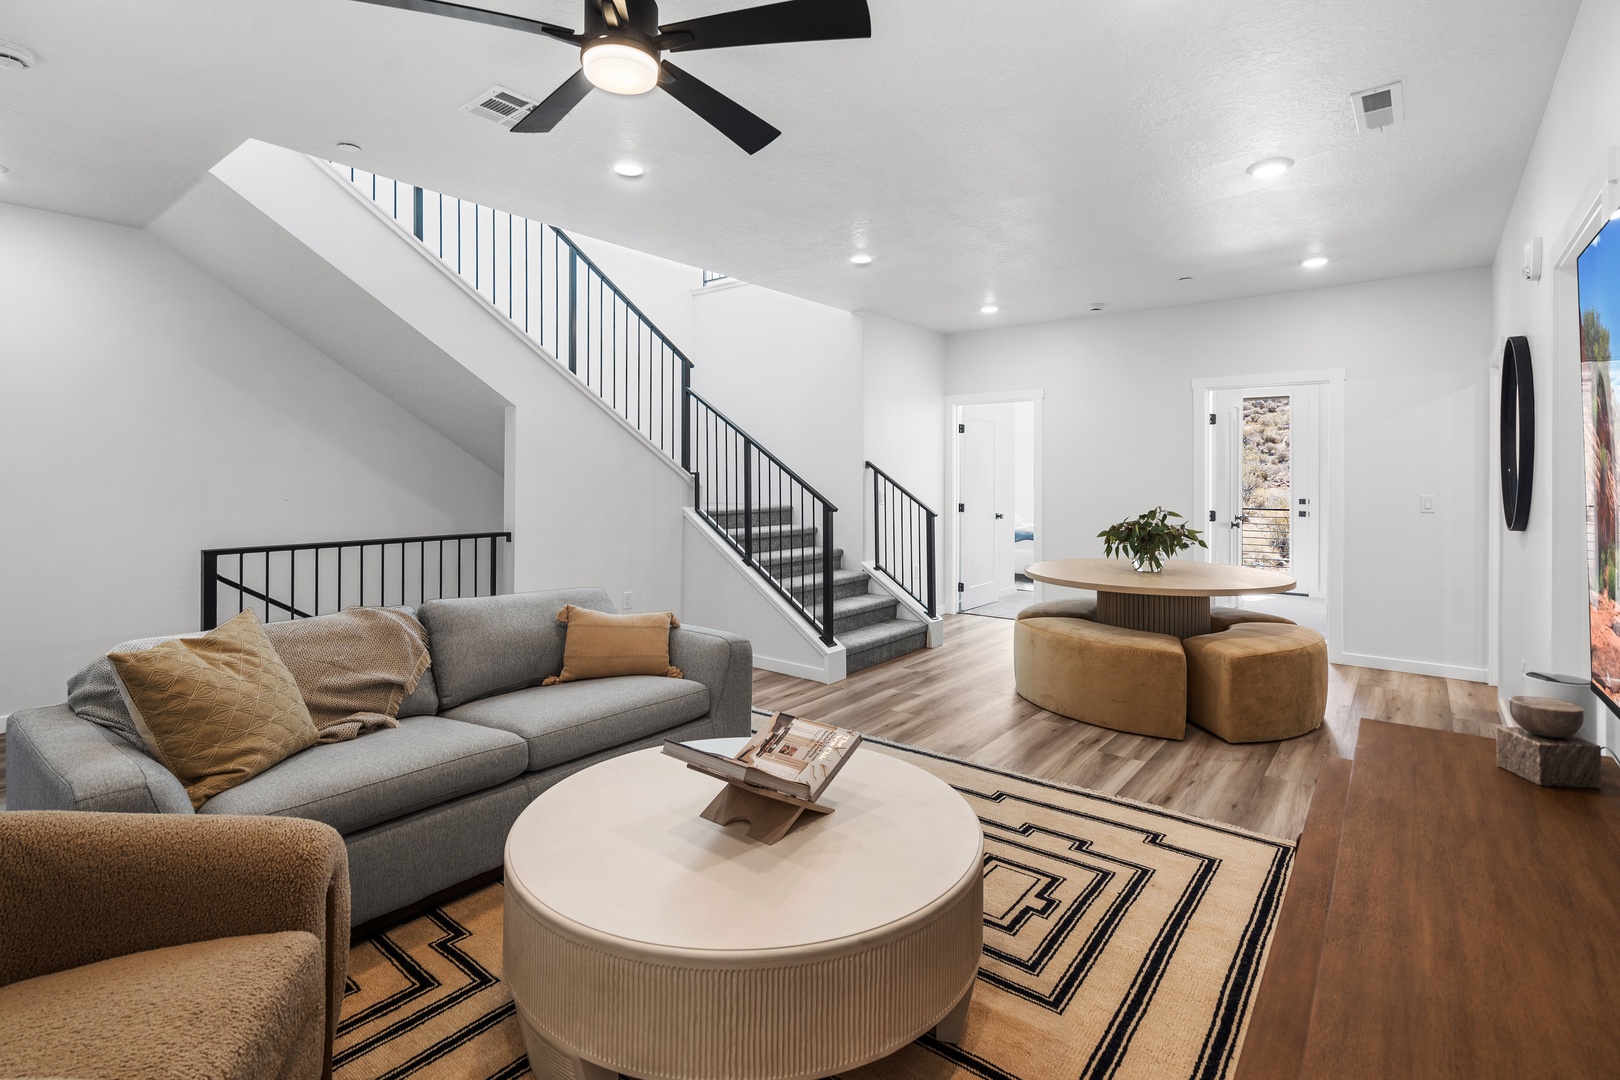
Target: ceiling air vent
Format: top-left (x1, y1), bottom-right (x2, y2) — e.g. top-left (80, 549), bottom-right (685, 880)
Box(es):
top-left (463, 86), bottom-right (536, 129)
top-left (1351, 81), bottom-right (1404, 134)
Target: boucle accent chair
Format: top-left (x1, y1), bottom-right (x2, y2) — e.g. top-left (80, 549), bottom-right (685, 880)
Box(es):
top-left (1183, 623), bottom-right (1328, 743)
top-left (1013, 617), bottom-right (1187, 739)
top-left (0, 812), bottom-right (349, 1080)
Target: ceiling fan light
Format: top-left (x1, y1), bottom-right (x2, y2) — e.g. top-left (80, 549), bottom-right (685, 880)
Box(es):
top-left (582, 41), bottom-right (660, 96)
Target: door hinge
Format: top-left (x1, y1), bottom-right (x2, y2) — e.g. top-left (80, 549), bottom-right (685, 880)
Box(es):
top-left (1209, 510), bottom-right (1217, 522)
top-left (957, 423), bottom-right (965, 434)
top-left (957, 582), bottom-right (965, 593)
top-left (958, 502), bottom-right (965, 513)
top-left (1209, 412), bottom-right (1217, 425)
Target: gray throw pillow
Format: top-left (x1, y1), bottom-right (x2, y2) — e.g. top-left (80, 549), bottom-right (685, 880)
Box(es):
top-left (65, 634), bottom-right (185, 752)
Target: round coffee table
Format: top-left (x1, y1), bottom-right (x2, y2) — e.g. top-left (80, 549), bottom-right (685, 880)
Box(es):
top-left (503, 738), bottom-right (985, 1080)
top-left (1026, 557), bottom-right (1296, 638)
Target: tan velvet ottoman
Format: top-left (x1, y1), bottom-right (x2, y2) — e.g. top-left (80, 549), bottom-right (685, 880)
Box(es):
top-left (1183, 623), bottom-right (1327, 743)
top-left (1014, 617), bottom-right (1187, 739)
top-left (1015, 597), bottom-right (1098, 622)
top-left (1209, 606), bottom-right (1296, 633)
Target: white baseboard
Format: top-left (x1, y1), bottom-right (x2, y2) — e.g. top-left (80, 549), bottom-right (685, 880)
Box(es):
top-left (1335, 651), bottom-right (1490, 684)
top-left (752, 653), bottom-right (840, 684)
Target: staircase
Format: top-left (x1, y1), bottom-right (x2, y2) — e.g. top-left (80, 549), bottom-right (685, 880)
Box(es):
top-left (709, 506), bottom-right (929, 674)
top-left (329, 161), bottom-right (937, 678)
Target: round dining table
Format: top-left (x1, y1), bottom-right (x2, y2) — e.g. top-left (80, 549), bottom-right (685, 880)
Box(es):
top-left (1025, 558), bottom-right (1295, 639)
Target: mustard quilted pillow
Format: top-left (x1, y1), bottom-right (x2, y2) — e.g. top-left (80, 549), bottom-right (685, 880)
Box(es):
top-left (110, 609), bottom-right (319, 809)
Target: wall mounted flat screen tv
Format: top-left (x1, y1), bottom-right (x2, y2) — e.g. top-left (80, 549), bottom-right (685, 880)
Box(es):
top-left (1582, 215), bottom-right (1620, 717)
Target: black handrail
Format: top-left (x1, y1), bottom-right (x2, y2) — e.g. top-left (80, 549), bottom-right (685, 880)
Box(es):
top-left (866, 462), bottom-right (938, 617)
top-left (690, 392), bottom-right (837, 646)
top-left (202, 531), bottom-right (511, 631)
top-left (335, 164), bottom-right (841, 648)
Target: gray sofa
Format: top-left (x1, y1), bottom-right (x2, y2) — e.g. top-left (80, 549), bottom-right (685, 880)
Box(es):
top-left (6, 588), bottom-right (752, 925)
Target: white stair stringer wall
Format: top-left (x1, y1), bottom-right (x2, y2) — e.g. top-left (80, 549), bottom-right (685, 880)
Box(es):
top-left (682, 510), bottom-right (846, 683)
top-left (205, 140), bottom-right (689, 609)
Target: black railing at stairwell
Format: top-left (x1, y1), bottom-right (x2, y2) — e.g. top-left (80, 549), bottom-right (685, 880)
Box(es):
top-left (201, 532), bottom-right (511, 631)
top-left (690, 391), bottom-right (837, 646)
top-left (335, 163), bottom-right (838, 645)
top-left (336, 166), bottom-right (692, 464)
top-left (866, 462), bottom-right (938, 618)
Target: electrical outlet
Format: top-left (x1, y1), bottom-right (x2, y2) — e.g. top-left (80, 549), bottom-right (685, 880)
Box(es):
top-left (621, 590), bottom-right (632, 611)
top-left (1420, 495), bottom-right (1436, 514)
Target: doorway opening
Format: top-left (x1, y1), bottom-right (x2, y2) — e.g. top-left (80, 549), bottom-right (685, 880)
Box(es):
top-left (951, 396), bottom-right (1040, 619)
top-left (1197, 374), bottom-right (1341, 644)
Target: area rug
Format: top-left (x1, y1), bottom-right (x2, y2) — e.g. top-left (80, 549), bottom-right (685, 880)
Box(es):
top-left (336, 743), bottom-right (1294, 1080)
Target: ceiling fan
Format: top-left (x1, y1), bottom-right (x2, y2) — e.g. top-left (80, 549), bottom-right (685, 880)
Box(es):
top-left (351, 0), bottom-right (872, 154)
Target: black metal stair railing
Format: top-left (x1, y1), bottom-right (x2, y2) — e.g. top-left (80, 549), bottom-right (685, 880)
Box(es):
top-left (866, 462), bottom-right (938, 617)
top-left (337, 166), bottom-right (692, 464)
top-left (201, 532), bottom-right (511, 630)
top-left (690, 391), bottom-right (837, 646)
top-left (334, 163), bottom-right (838, 647)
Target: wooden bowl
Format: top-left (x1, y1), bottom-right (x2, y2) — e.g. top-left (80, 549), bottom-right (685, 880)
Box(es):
top-left (1508, 696), bottom-right (1585, 739)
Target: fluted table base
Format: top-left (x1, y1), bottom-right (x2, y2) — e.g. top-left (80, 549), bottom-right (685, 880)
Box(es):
top-left (1096, 590), bottom-right (1212, 639)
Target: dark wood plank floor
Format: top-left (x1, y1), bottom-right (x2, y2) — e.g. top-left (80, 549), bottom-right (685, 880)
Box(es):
top-left (755, 613), bottom-right (1503, 839)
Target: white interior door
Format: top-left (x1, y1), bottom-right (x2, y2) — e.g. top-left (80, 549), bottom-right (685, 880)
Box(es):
top-left (958, 415), bottom-right (999, 610)
top-left (1209, 395), bottom-right (1243, 564)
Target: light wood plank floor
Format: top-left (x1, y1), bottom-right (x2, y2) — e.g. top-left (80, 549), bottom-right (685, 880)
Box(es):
top-left (755, 613), bottom-right (1504, 839)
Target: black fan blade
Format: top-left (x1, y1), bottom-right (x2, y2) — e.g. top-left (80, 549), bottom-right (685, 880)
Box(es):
top-left (512, 70), bottom-right (594, 132)
top-left (349, 0), bottom-right (576, 41)
top-left (660, 61), bottom-right (781, 154)
top-left (659, 0), bottom-right (870, 52)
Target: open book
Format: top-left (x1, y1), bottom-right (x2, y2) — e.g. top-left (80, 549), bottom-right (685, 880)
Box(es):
top-left (663, 712), bottom-right (863, 803)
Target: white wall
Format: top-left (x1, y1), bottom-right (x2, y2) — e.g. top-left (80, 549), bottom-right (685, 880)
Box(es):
top-left (947, 269), bottom-right (1494, 680)
top-left (1490, 0), bottom-right (1620, 744)
top-left (210, 143), bottom-right (694, 628)
top-left (0, 200), bottom-right (503, 715)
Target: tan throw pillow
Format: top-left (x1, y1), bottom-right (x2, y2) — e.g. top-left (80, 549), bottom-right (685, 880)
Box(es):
top-left (264, 607), bottom-right (431, 744)
top-left (109, 609), bottom-right (319, 809)
top-left (543, 606), bottom-right (684, 685)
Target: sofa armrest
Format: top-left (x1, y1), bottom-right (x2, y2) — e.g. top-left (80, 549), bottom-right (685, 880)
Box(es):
top-left (6, 706), bottom-right (193, 814)
top-left (670, 625), bottom-right (753, 738)
top-left (0, 812), bottom-right (350, 1075)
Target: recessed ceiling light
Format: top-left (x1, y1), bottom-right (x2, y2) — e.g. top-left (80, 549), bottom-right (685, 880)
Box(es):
top-left (850, 253), bottom-right (873, 265)
top-left (0, 39), bottom-right (37, 71)
top-left (1301, 256), bottom-right (1330, 269)
top-left (1247, 157), bottom-right (1295, 179)
top-left (336, 141), bottom-right (363, 152)
top-left (980, 304), bottom-right (1000, 315)
top-left (613, 161), bottom-right (645, 178)
top-left (1178, 276), bottom-right (1193, 282)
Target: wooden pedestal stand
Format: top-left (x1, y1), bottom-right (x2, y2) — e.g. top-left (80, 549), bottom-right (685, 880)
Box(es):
top-left (690, 767), bottom-right (834, 844)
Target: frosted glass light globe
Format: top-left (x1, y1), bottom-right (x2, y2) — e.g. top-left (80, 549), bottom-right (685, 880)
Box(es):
top-left (582, 42), bottom-right (660, 96)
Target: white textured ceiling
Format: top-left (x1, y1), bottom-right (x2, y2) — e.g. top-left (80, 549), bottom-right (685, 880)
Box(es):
top-left (0, 0), bottom-right (1583, 332)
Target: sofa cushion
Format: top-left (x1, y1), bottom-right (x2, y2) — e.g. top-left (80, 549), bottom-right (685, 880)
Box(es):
top-left (398, 667), bottom-right (439, 718)
top-left (420, 589), bottom-right (617, 710)
top-left (0, 931), bottom-right (325, 1080)
top-left (548, 605), bottom-right (683, 684)
top-left (198, 716), bottom-right (528, 835)
top-left (444, 677), bottom-right (711, 772)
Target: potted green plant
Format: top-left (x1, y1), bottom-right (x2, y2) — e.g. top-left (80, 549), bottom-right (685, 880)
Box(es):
top-left (1098, 506), bottom-right (1208, 573)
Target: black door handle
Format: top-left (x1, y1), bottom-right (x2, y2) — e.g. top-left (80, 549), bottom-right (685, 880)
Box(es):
top-left (995, 513), bottom-right (1004, 519)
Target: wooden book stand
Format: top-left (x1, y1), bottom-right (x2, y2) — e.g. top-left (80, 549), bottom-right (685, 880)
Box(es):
top-left (688, 766), bottom-right (835, 845)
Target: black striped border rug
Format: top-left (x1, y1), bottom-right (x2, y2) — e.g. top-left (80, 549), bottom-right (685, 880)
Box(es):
top-left (336, 741), bottom-right (1294, 1080)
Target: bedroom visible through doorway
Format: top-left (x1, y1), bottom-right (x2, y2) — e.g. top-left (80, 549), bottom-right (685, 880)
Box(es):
top-left (954, 398), bottom-right (1039, 619)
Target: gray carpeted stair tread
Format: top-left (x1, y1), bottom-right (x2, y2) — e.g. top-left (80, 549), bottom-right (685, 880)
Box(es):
top-left (784, 569), bottom-right (872, 601)
top-left (841, 618), bottom-right (929, 674)
top-left (833, 593), bottom-right (900, 633)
